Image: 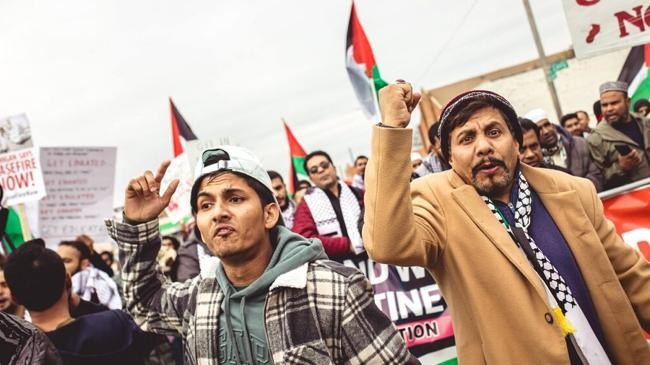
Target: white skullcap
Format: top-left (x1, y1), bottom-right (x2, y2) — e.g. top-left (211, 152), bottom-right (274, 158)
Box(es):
top-left (523, 108), bottom-right (549, 123)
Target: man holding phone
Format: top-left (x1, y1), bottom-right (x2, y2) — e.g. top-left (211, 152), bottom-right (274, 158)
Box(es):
top-left (588, 81), bottom-right (650, 189)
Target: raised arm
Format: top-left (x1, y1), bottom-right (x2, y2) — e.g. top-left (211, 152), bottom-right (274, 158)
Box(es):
top-left (105, 161), bottom-right (191, 336)
top-left (363, 82), bottom-right (443, 268)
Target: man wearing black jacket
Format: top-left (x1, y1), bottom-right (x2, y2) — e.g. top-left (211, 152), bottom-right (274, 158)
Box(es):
top-left (5, 242), bottom-right (156, 365)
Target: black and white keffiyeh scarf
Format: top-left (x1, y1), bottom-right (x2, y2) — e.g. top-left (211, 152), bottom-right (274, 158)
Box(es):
top-left (481, 173), bottom-right (610, 364)
top-left (303, 183), bottom-right (364, 254)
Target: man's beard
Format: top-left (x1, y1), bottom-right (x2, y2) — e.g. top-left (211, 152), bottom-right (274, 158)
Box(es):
top-left (280, 200), bottom-right (289, 211)
top-left (471, 157), bottom-right (514, 198)
top-left (608, 112), bottom-right (629, 126)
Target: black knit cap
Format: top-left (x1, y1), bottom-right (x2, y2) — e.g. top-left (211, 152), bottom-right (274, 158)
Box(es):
top-left (438, 90), bottom-right (522, 162)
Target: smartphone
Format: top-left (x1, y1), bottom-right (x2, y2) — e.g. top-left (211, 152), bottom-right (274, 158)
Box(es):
top-left (614, 144), bottom-right (632, 156)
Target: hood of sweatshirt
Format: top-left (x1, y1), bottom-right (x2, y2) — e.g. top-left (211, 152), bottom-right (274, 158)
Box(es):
top-left (214, 225), bottom-right (327, 364)
top-left (215, 225), bottom-right (327, 299)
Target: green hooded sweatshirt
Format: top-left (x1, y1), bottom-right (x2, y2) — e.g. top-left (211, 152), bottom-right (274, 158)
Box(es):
top-left (215, 225), bottom-right (327, 365)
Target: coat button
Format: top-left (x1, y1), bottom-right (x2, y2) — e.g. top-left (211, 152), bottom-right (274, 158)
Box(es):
top-left (545, 313), bottom-right (553, 324)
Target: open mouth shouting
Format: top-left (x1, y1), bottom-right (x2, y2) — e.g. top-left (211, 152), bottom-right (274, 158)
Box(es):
top-left (472, 158), bottom-right (506, 177)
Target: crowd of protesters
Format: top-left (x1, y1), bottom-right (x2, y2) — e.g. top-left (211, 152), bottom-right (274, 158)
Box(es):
top-left (0, 79), bottom-right (648, 364)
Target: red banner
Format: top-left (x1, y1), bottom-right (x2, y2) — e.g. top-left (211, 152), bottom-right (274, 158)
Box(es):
top-left (601, 183), bottom-right (650, 339)
top-left (602, 184), bottom-right (650, 261)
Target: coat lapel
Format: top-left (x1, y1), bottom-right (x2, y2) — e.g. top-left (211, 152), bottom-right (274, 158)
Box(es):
top-left (447, 170), bottom-right (548, 302)
top-left (596, 118), bottom-right (639, 146)
top-left (523, 166), bottom-right (601, 280)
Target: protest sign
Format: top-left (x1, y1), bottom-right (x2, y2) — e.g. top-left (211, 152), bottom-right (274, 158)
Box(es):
top-left (0, 113), bottom-right (33, 153)
top-left (185, 137), bottom-right (232, 170)
top-left (563, 0), bottom-right (650, 58)
top-left (342, 254), bottom-right (457, 364)
top-left (162, 138), bottom-right (233, 225)
top-left (38, 147), bottom-right (116, 245)
top-left (161, 152), bottom-right (194, 224)
top-left (0, 147), bottom-right (46, 206)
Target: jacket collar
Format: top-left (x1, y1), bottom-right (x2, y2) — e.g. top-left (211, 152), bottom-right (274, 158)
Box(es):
top-left (592, 113), bottom-right (648, 146)
top-left (269, 262), bottom-right (309, 291)
top-left (445, 163), bottom-right (578, 304)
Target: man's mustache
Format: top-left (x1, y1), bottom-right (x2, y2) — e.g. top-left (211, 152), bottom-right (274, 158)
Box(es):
top-left (472, 157), bottom-right (506, 176)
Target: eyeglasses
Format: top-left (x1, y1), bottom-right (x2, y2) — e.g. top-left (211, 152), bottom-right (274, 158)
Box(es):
top-left (308, 160), bottom-right (331, 174)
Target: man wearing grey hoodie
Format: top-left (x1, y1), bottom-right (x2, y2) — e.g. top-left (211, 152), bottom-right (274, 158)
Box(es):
top-left (106, 145), bottom-right (417, 365)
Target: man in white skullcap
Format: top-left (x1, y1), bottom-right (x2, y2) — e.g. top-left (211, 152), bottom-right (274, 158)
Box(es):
top-left (524, 108), bottom-right (603, 191)
top-left (587, 81), bottom-right (650, 189)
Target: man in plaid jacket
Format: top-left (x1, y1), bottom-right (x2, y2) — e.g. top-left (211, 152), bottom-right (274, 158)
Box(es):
top-left (106, 145), bottom-right (417, 365)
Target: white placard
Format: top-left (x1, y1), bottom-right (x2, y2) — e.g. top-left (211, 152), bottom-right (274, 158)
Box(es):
top-left (0, 147), bottom-right (46, 206)
top-left (563, 0), bottom-right (650, 58)
top-left (161, 153), bottom-right (194, 223)
top-left (38, 147), bottom-right (116, 244)
top-left (185, 137), bottom-right (232, 172)
top-left (0, 113), bottom-right (33, 153)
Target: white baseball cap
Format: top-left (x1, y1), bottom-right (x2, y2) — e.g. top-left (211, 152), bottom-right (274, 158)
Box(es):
top-left (190, 145), bottom-right (283, 224)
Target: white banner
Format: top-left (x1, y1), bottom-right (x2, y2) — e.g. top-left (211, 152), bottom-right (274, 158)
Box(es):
top-left (38, 147), bottom-right (116, 245)
top-left (161, 153), bottom-right (194, 223)
top-left (0, 147), bottom-right (46, 206)
top-left (563, 0), bottom-right (650, 58)
top-left (185, 137), bottom-right (232, 171)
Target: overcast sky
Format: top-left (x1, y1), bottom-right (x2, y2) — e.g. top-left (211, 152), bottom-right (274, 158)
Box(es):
top-left (0, 0), bottom-right (573, 206)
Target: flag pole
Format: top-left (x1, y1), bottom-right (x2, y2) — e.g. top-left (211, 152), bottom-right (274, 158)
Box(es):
top-left (522, 0), bottom-right (563, 121)
top-left (370, 78), bottom-right (382, 123)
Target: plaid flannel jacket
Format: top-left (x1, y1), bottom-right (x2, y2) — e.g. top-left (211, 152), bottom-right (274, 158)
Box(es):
top-left (106, 219), bottom-right (419, 365)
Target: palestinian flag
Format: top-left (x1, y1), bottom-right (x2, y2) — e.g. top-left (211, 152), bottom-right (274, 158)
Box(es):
top-left (618, 43), bottom-right (650, 106)
top-left (0, 207), bottom-right (29, 255)
top-left (170, 97), bottom-right (198, 157)
top-left (346, 1), bottom-right (388, 121)
top-left (282, 120), bottom-right (309, 195)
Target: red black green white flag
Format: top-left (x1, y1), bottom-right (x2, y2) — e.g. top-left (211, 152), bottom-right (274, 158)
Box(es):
top-left (346, 1), bottom-right (387, 121)
top-left (169, 97), bottom-right (198, 157)
top-left (282, 120), bottom-right (308, 195)
top-left (618, 44), bottom-right (650, 106)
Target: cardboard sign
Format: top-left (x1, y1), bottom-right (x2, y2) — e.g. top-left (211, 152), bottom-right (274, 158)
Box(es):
top-left (38, 147), bottom-right (116, 244)
top-left (185, 137), bottom-right (233, 171)
top-left (563, 0), bottom-right (650, 58)
top-left (161, 153), bottom-right (194, 224)
top-left (0, 147), bottom-right (46, 206)
top-left (0, 114), bottom-right (33, 153)
top-left (342, 254), bottom-right (457, 363)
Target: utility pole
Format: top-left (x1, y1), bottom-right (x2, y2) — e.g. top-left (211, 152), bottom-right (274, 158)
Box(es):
top-left (522, 0), bottom-right (563, 121)
top-left (347, 147), bottom-right (355, 164)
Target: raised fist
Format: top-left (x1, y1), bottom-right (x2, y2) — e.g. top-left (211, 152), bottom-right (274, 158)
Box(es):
top-left (123, 160), bottom-right (180, 223)
top-left (378, 80), bottom-right (421, 128)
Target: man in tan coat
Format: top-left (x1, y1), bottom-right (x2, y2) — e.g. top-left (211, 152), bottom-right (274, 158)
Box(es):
top-left (363, 81), bottom-right (650, 364)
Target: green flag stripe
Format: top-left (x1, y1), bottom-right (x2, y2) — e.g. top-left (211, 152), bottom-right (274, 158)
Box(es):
top-left (372, 65), bottom-right (388, 96)
top-left (292, 156), bottom-right (307, 176)
top-left (437, 358), bottom-right (458, 365)
top-left (631, 71), bottom-right (650, 107)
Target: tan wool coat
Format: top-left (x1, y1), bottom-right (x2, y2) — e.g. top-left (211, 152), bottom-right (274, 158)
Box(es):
top-left (363, 126), bottom-right (650, 364)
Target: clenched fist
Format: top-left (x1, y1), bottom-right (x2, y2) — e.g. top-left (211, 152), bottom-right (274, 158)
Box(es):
top-left (124, 160), bottom-right (180, 223)
top-left (378, 81), bottom-right (421, 128)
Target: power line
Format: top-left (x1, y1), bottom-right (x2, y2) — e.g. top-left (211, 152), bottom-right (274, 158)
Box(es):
top-left (416, 0), bottom-right (479, 84)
